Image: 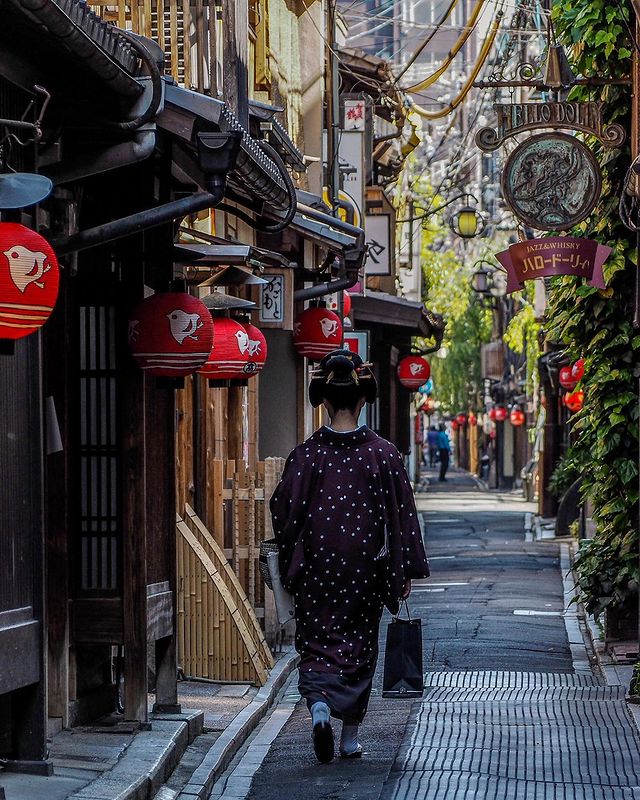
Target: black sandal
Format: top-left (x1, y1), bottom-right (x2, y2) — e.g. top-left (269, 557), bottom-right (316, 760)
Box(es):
top-left (313, 721), bottom-right (334, 763)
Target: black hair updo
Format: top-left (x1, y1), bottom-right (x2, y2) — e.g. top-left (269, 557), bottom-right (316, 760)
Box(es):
top-left (308, 349), bottom-right (377, 411)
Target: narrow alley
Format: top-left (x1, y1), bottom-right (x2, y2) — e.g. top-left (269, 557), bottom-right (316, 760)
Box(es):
top-left (206, 470), bottom-right (640, 800)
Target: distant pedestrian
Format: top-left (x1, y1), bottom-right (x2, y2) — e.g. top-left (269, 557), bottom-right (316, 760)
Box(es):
top-left (270, 349), bottom-right (429, 764)
top-left (437, 424), bottom-right (450, 482)
top-left (427, 425), bottom-right (439, 467)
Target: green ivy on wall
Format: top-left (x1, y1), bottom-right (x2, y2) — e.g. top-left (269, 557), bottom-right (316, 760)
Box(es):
top-left (546, 0), bottom-right (638, 617)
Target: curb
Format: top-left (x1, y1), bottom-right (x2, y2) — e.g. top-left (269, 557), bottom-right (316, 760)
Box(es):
top-left (177, 648), bottom-right (299, 800)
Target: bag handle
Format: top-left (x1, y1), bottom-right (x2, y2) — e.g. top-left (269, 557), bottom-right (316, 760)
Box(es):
top-left (393, 599), bottom-right (412, 621)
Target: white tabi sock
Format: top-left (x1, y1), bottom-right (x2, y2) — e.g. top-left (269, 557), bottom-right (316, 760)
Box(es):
top-left (310, 701), bottom-right (330, 728)
top-left (340, 723), bottom-right (359, 754)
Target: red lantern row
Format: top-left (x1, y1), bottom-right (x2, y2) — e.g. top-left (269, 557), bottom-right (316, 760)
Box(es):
top-left (397, 355), bottom-right (431, 390)
top-left (128, 293), bottom-right (267, 379)
top-left (0, 222), bottom-right (60, 340)
top-left (559, 358), bottom-right (586, 389)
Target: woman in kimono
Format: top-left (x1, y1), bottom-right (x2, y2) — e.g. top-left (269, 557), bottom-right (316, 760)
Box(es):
top-left (270, 349), bottom-right (429, 763)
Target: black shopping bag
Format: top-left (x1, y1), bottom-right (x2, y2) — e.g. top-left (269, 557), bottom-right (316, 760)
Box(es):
top-left (382, 602), bottom-right (423, 699)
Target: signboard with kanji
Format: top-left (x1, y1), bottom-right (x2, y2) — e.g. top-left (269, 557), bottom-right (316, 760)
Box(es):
top-left (254, 267), bottom-right (294, 329)
top-left (495, 237), bottom-right (612, 294)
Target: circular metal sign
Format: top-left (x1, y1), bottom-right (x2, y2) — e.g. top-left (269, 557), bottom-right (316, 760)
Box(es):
top-left (501, 132), bottom-right (601, 231)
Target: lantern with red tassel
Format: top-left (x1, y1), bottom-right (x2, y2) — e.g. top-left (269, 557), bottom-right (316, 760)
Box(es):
top-left (510, 408), bottom-right (525, 426)
top-left (564, 390), bottom-right (584, 413)
top-left (293, 306), bottom-right (342, 360)
top-left (241, 321), bottom-right (268, 376)
top-left (397, 355), bottom-right (431, 390)
top-left (452, 419), bottom-right (459, 431)
top-left (468, 413), bottom-right (477, 426)
top-left (571, 358), bottom-right (585, 382)
top-left (0, 222), bottom-right (60, 339)
top-left (559, 365), bottom-right (577, 390)
top-left (128, 292), bottom-right (214, 376)
top-left (488, 408), bottom-right (497, 422)
top-left (495, 406), bottom-right (508, 422)
top-left (198, 317), bottom-right (251, 380)
top-left (455, 412), bottom-right (467, 426)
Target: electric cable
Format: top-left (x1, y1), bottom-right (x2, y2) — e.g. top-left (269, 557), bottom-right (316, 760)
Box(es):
top-left (401, 0), bottom-right (489, 92)
top-left (410, 9), bottom-right (503, 119)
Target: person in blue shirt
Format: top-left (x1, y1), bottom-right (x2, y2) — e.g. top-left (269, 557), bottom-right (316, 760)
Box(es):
top-left (427, 425), bottom-right (440, 467)
top-left (437, 424), bottom-right (450, 482)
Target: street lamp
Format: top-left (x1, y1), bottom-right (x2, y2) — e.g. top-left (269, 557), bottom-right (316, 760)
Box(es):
top-left (449, 196), bottom-right (487, 239)
top-left (470, 260), bottom-right (507, 298)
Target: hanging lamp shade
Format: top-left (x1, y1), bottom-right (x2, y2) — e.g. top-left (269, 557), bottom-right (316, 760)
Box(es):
top-left (452, 419), bottom-right (459, 431)
top-left (488, 407), bottom-right (497, 422)
top-left (0, 222), bottom-right (60, 339)
top-left (455, 412), bottom-right (467, 426)
top-left (494, 406), bottom-right (508, 422)
top-left (198, 317), bottom-right (250, 380)
top-left (559, 365), bottom-right (577, 390)
top-left (128, 292), bottom-right (213, 376)
top-left (342, 290), bottom-right (352, 316)
top-left (293, 306), bottom-right (343, 360)
top-left (397, 355), bottom-right (431, 390)
top-left (468, 413), bottom-right (477, 426)
top-left (241, 321), bottom-right (268, 376)
top-left (510, 408), bottom-right (525, 426)
top-left (564, 390), bottom-right (584, 413)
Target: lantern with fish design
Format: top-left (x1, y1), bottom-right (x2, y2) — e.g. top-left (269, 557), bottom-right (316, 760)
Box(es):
top-left (397, 355), bottom-right (431, 390)
top-left (240, 321), bottom-right (267, 377)
top-left (0, 222), bottom-right (60, 339)
top-left (198, 317), bottom-right (250, 381)
top-left (128, 292), bottom-right (213, 376)
top-left (293, 307), bottom-right (342, 360)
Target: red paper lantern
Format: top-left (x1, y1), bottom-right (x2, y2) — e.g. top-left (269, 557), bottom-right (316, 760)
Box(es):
top-left (0, 222), bottom-right (60, 339)
top-left (397, 355), bottom-right (431, 390)
top-left (455, 412), bottom-right (467, 426)
top-left (571, 358), bottom-right (585, 382)
top-left (510, 408), bottom-right (525, 426)
top-left (559, 365), bottom-right (577, 390)
top-left (488, 407), bottom-right (497, 422)
top-left (564, 390), bottom-right (584, 413)
top-left (240, 321), bottom-right (268, 376)
top-left (199, 317), bottom-right (252, 379)
top-left (452, 419), bottom-right (459, 431)
top-left (293, 307), bottom-right (342, 360)
top-left (128, 292), bottom-right (213, 376)
top-left (468, 413), bottom-right (477, 426)
top-left (495, 406), bottom-right (508, 422)
top-left (343, 290), bottom-right (352, 317)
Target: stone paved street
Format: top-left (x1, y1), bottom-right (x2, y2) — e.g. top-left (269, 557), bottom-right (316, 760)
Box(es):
top-left (207, 468), bottom-right (640, 800)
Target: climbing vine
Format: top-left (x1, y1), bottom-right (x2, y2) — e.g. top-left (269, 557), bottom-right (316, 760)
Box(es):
top-left (546, 0), bottom-right (638, 617)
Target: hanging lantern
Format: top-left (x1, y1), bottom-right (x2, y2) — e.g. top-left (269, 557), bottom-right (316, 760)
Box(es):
top-left (343, 290), bottom-right (352, 317)
top-left (240, 321), bottom-right (268, 376)
top-left (422, 396), bottom-right (436, 414)
top-left (488, 407), bottom-right (497, 422)
top-left (468, 413), bottom-right (477, 426)
top-left (397, 355), bottom-right (431, 390)
top-left (564, 390), bottom-right (584, 413)
top-left (128, 292), bottom-right (213, 377)
top-left (571, 358), bottom-right (585, 382)
top-left (455, 412), bottom-right (467, 426)
top-left (198, 317), bottom-right (251, 380)
top-left (510, 408), bottom-right (525, 426)
top-left (0, 222), bottom-right (60, 339)
top-left (558, 365), bottom-right (577, 390)
top-left (449, 201), bottom-right (486, 239)
top-left (293, 306), bottom-right (342, 360)
top-left (495, 406), bottom-right (508, 422)
top-left (452, 419), bottom-right (459, 431)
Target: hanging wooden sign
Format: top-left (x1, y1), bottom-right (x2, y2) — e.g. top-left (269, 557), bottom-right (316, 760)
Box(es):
top-left (495, 237), bottom-right (612, 294)
top-left (476, 101), bottom-right (626, 152)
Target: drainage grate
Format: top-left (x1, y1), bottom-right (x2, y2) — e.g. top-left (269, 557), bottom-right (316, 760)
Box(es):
top-left (384, 672), bottom-right (640, 800)
top-left (423, 671), bottom-right (603, 688)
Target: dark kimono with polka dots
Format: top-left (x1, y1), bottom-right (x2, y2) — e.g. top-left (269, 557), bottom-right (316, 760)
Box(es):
top-left (270, 426), bottom-right (429, 685)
